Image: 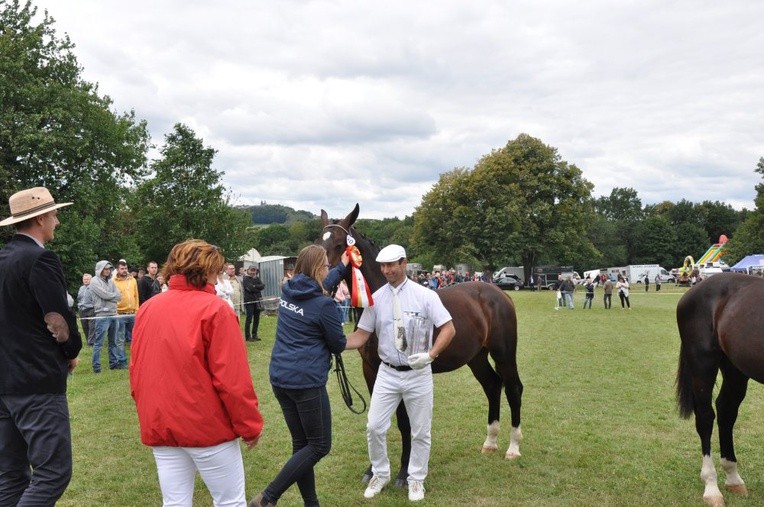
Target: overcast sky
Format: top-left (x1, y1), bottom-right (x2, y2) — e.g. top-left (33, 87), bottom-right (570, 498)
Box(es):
top-left (46, 0), bottom-right (763, 219)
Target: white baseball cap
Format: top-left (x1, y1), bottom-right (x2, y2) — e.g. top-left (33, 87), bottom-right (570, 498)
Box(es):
top-left (376, 244), bottom-right (406, 263)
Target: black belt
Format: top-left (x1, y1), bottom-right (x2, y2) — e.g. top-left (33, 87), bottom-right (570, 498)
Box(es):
top-left (382, 360), bottom-right (412, 372)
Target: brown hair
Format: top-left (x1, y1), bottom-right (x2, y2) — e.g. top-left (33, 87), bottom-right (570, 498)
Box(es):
top-left (294, 244), bottom-right (328, 289)
top-left (162, 239), bottom-right (225, 289)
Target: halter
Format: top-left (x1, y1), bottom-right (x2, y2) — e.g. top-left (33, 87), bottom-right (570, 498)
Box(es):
top-left (323, 223), bottom-right (350, 236)
top-left (323, 223), bottom-right (355, 246)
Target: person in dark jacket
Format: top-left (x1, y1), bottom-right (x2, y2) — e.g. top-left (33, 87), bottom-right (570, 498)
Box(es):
top-left (0, 187), bottom-right (82, 505)
top-left (242, 266), bottom-right (266, 341)
top-left (250, 244), bottom-right (347, 507)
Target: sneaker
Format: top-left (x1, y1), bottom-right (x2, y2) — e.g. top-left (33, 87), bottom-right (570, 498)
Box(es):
top-left (249, 493), bottom-right (275, 507)
top-left (363, 474), bottom-right (389, 498)
top-left (408, 480), bottom-right (425, 502)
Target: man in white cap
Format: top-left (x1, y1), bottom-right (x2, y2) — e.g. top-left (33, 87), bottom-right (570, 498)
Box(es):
top-left (0, 187), bottom-right (82, 504)
top-left (345, 244), bottom-right (455, 502)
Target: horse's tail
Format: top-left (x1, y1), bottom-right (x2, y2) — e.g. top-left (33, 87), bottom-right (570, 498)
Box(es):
top-left (675, 340), bottom-right (694, 419)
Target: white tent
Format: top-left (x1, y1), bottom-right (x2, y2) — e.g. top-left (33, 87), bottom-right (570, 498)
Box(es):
top-left (238, 248), bottom-right (261, 268)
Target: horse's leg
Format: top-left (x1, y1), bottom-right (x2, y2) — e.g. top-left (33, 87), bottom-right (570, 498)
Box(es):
top-left (717, 358), bottom-right (749, 497)
top-left (466, 350), bottom-right (503, 455)
top-left (677, 299), bottom-right (724, 507)
top-left (394, 401), bottom-right (412, 488)
top-left (492, 353), bottom-right (523, 460)
top-left (692, 371), bottom-right (723, 507)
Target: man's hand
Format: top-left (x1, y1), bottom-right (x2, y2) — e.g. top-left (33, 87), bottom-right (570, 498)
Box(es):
top-left (407, 352), bottom-right (434, 370)
top-left (68, 358), bottom-right (79, 373)
top-left (44, 312), bottom-right (70, 343)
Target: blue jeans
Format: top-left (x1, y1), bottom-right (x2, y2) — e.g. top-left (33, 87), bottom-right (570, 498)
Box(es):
top-left (262, 386), bottom-right (332, 507)
top-left (117, 314), bottom-right (135, 345)
top-left (93, 315), bottom-right (120, 370)
top-left (563, 292), bottom-right (574, 309)
top-left (0, 394), bottom-right (72, 505)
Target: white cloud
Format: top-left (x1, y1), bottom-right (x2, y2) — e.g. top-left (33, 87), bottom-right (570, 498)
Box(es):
top-left (46, 0), bottom-right (764, 220)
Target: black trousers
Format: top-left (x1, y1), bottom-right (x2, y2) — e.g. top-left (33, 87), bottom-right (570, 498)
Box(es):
top-left (0, 394), bottom-right (72, 506)
top-left (245, 303), bottom-right (261, 339)
top-left (263, 386), bottom-right (332, 506)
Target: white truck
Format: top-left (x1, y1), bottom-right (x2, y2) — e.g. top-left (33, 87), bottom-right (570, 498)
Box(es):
top-left (590, 265), bottom-right (674, 285)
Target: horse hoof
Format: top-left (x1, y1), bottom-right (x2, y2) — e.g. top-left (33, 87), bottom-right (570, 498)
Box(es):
top-left (361, 471), bottom-right (372, 484)
top-left (725, 483), bottom-right (748, 497)
top-left (505, 451), bottom-right (521, 460)
top-left (481, 446), bottom-right (497, 455)
top-left (703, 494), bottom-right (725, 507)
top-left (394, 477), bottom-right (408, 488)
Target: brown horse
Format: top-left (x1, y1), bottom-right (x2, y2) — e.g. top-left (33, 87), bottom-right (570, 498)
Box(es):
top-left (676, 272), bottom-right (764, 507)
top-left (320, 204), bottom-right (523, 486)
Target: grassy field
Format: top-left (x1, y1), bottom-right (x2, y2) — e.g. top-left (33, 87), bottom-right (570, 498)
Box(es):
top-left (58, 285), bottom-right (764, 506)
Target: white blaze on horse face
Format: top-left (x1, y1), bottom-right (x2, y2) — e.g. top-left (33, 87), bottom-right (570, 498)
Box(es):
top-left (701, 454), bottom-right (723, 506)
top-left (322, 231), bottom-right (331, 241)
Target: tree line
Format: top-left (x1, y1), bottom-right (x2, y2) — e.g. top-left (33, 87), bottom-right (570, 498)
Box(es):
top-left (3, 0), bottom-right (764, 296)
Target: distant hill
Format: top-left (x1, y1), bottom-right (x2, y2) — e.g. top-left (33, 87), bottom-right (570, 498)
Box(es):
top-left (239, 203), bottom-right (317, 225)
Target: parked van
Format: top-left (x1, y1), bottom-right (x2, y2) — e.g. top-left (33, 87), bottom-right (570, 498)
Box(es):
top-left (632, 265), bottom-right (674, 284)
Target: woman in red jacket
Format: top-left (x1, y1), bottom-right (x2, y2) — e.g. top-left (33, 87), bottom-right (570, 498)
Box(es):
top-left (130, 239), bottom-right (263, 506)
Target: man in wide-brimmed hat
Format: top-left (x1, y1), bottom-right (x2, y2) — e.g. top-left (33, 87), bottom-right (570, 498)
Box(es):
top-left (0, 187), bottom-right (82, 504)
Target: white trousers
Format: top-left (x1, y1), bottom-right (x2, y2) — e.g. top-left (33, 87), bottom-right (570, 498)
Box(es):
top-left (152, 439), bottom-right (247, 507)
top-left (367, 363), bottom-right (433, 482)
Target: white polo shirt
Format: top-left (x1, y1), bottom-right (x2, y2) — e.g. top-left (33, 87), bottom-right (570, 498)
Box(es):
top-left (357, 278), bottom-right (452, 366)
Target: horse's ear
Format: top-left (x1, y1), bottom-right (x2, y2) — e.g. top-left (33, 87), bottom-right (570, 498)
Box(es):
top-left (343, 204), bottom-right (360, 228)
top-left (320, 209), bottom-right (329, 226)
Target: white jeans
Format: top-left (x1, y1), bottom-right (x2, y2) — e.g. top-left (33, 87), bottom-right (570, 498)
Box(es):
top-left (152, 439), bottom-right (246, 507)
top-left (367, 363), bottom-right (433, 482)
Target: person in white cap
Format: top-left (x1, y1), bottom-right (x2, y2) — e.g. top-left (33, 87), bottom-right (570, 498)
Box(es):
top-left (0, 187), bottom-right (82, 504)
top-left (345, 244), bottom-right (456, 502)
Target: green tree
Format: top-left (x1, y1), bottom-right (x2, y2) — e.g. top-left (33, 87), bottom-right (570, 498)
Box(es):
top-left (594, 187), bottom-right (643, 223)
top-left (726, 158), bottom-right (764, 262)
top-left (414, 134), bottom-right (595, 280)
top-left (594, 187), bottom-right (643, 263)
top-left (130, 124), bottom-right (251, 264)
top-left (585, 214), bottom-right (626, 269)
top-left (695, 200), bottom-right (742, 244)
top-left (0, 0), bottom-right (150, 290)
top-left (673, 222), bottom-right (709, 266)
top-left (632, 215), bottom-right (678, 267)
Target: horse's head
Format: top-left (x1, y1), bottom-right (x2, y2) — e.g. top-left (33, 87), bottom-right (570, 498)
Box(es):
top-left (319, 203), bottom-right (360, 265)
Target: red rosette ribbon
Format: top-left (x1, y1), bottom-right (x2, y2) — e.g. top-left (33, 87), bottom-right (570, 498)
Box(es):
top-left (347, 245), bottom-right (373, 308)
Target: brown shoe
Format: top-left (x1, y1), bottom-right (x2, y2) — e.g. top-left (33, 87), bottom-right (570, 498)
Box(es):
top-left (249, 493), bottom-right (275, 507)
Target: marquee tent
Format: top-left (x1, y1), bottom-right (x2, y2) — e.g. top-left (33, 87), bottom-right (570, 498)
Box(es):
top-left (730, 254), bottom-right (764, 273)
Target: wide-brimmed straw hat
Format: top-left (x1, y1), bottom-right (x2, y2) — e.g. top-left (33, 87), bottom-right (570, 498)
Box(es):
top-left (0, 187), bottom-right (73, 227)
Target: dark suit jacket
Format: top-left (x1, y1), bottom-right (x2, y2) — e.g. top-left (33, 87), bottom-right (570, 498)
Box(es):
top-left (0, 234), bottom-right (82, 394)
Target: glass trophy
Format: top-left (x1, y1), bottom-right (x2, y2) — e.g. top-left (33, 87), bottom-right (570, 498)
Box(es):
top-left (405, 312), bottom-right (432, 355)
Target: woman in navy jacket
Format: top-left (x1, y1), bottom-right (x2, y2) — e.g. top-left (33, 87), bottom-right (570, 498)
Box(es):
top-left (252, 245), bottom-right (347, 507)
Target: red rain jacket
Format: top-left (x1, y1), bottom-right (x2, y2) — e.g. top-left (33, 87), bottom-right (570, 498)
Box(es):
top-left (130, 275), bottom-right (263, 447)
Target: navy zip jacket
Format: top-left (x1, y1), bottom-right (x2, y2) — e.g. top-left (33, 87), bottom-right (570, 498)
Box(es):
top-left (270, 272), bottom-right (347, 389)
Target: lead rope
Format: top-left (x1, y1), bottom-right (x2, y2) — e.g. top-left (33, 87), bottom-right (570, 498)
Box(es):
top-left (333, 353), bottom-right (367, 414)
